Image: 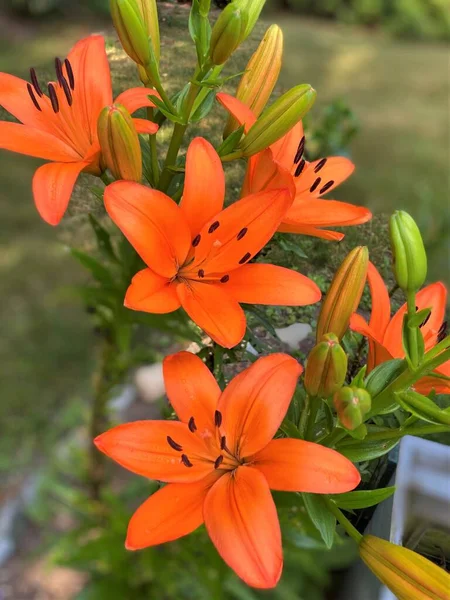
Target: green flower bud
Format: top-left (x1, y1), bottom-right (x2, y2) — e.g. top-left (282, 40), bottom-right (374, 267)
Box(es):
top-left (110, 0), bottom-right (151, 68)
top-left (389, 210), bottom-right (427, 293)
top-left (97, 103), bottom-right (142, 182)
top-left (333, 386), bottom-right (371, 430)
top-left (233, 0), bottom-right (266, 39)
top-left (304, 333), bottom-right (348, 398)
top-left (136, 0), bottom-right (160, 61)
top-left (239, 84), bottom-right (316, 156)
top-left (209, 5), bottom-right (248, 66)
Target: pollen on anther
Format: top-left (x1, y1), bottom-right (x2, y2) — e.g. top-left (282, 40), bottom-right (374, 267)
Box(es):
top-left (29, 68), bottom-right (43, 97)
top-left (237, 227), bottom-right (248, 241)
top-left (314, 158), bottom-right (327, 173)
top-left (181, 454), bottom-right (193, 468)
top-left (60, 76), bottom-right (73, 106)
top-left (167, 436), bottom-right (183, 452)
top-left (220, 275), bottom-right (230, 283)
top-left (188, 416), bottom-right (197, 432)
top-left (220, 436), bottom-right (229, 452)
top-left (214, 455), bottom-right (224, 469)
top-left (438, 321), bottom-right (447, 342)
top-left (214, 410), bottom-right (222, 427)
top-left (208, 221), bottom-right (220, 234)
top-left (64, 58), bottom-right (75, 90)
top-left (55, 57), bottom-right (63, 83)
top-left (319, 180), bottom-right (334, 194)
top-left (47, 83), bottom-right (59, 113)
top-left (198, 269), bottom-right (205, 278)
top-left (239, 252), bottom-right (251, 265)
top-left (293, 136), bottom-right (305, 164)
top-left (310, 177), bottom-right (321, 193)
top-left (192, 234), bottom-right (201, 247)
top-left (294, 159), bottom-right (305, 177)
top-left (27, 83), bottom-right (41, 111)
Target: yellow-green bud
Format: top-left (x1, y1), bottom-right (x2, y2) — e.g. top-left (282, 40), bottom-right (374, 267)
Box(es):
top-left (233, 0), bottom-right (266, 39)
top-left (239, 84), bottom-right (316, 156)
top-left (360, 535), bottom-right (450, 600)
top-left (97, 103), bottom-right (142, 182)
top-left (224, 24), bottom-right (283, 138)
top-left (304, 333), bottom-right (348, 398)
top-left (333, 386), bottom-right (371, 430)
top-left (135, 0), bottom-right (160, 61)
top-left (209, 5), bottom-right (248, 66)
top-left (316, 246), bottom-right (369, 341)
top-left (389, 210), bottom-right (427, 294)
top-left (110, 0), bottom-right (151, 68)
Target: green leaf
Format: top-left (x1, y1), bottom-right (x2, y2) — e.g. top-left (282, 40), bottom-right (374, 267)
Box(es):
top-left (70, 249), bottom-right (115, 287)
top-left (277, 236), bottom-right (309, 259)
top-left (191, 89), bottom-right (216, 122)
top-left (351, 365), bottom-right (367, 388)
top-left (217, 124), bottom-right (245, 157)
top-left (150, 95), bottom-right (184, 124)
top-left (302, 493), bottom-right (336, 549)
top-left (343, 423), bottom-right (367, 440)
top-left (329, 486), bottom-right (395, 509)
top-left (365, 358), bottom-right (405, 398)
top-left (336, 438), bottom-right (400, 462)
top-left (396, 391), bottom-right (450, 426)
top-left (88, 214), bottom-right (118, 263)
top-left (280, 418), bottom-right (302, 439)
top-left (408, 307), bottom-right (431, 329)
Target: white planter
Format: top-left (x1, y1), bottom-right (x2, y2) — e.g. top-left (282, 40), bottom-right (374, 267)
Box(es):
top-left (338, 435), bottom-right (450, 600)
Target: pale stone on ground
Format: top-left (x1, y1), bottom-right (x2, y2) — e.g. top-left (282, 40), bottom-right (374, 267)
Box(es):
top-left (275, 323), bottom-right (313, 350)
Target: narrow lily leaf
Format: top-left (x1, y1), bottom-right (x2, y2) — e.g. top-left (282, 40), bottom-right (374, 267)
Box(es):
top-left (150, 96), bottom-right (184, 124)
top-left (343, 423), bottom-right (368, 440)
top-left (280, 418), bottom-right (302, 439)
top-left (408, 307), bottom-right (431, 329)
top-left (336, 438), bottom-right (400, 462)
top-left (365, 359), bottom-right (405, 398)
top-left (351, 365), bottom-right (367, 388)
top-left (217, 124), bottom-right (245, 157)
top-left (190, 89), bottom-right (216, 122)
top-left (396, 391), bottom-right (450, 426)
top-left (70, 249), bottom-right (116, 288)
top-left (330, 486), bottom-right (396, 510)
top-left (302, 493), bottom-right (336, 549)
top-left (277, 236), bottom-right (308, 260)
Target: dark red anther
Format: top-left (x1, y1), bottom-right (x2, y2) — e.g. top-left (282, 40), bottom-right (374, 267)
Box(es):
top-left (238, 252), bottom-right (251, 265)
top-left (55, 57), bottom-right (63, 84)
top-left (60, 76), bottom-right (73, 106)
top-left (198, 269), bottom-right (205, 278)
top-left (314, 158), bottom-right (327, 173)
top-left (29, 68), bottom-right (43, 97)
top-left (438, 321), bottom-right (447, 343)
top-left (220, 436), bottom-right (230, 453)
top-left (181, 454), bottom-right (193, 467)
top-left (419, 312), bottom-right (431, 328)
top-left (214, 410), bottom-right (222, 427)
top-left (47, 83), bottom-right (59, 113)
top-left (167, 436), bottom-right (183, 452)
top-left (319, 180), bottom-right (334, 195)
top-left (188, 416), bottom-right (197, 432)
top-left (64, 58), bottom-right (75, 90)
top-left (192, 234), bottom-right (201, 247)
top-left (214, 455), bottom-right (224, 469)
top-left (27, 83), bottom-right (41, 111)
top-left (208, 221), bottom-right (220, 234)
top-left (237, 227), bottom-right (248, 241)
top-left (293, 136), bottom-right (305, 164)
top-left (294, 158), bottom-right (305, 177)
top-left (309, 177), bottom-right (321, 193)
top-left (220, 275), bottom-right (229, 283)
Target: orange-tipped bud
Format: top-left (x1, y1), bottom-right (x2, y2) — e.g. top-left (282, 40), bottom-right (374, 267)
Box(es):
top-left (360, 535), bottom-right (450, 600)
top-left (333, 386), bottom-right (371, 430)
top-left (316, 246), bottom-right (369, 341)
top-left (224, 24), bottom-right (283, 138)
top-left (209, 5), bottom-right (248, 65)
top-left (97, 103), bottom-right (142, 182)
top-left (304, 333), bottom-right (348, 398)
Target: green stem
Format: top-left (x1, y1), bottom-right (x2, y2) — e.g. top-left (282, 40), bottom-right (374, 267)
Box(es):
top-left (221, 150), bottom-right (244, 162)
top-left (323, 497), bottom-right (362, 544)
top-left (100, 171), bottom-right (112, 185)
top-left (406, 290), bottom-right (419, 368)
top-left (298, 394), bottom-right (310, 439)
top-left (147, 107), bottom-right (160, 186)
top-left (305, 397), bottom-right (321, 441)
top-left (337, 424), bottom-right (450, 446)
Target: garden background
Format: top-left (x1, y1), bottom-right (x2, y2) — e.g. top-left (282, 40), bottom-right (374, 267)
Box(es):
top-left (0, 0), bottom-right (448, 597)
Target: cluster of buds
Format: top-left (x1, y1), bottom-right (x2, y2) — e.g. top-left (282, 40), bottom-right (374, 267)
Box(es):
top-left (333, 386), bottom-right (371, 430)
top-left (304, 333), bottom-right (347, 398)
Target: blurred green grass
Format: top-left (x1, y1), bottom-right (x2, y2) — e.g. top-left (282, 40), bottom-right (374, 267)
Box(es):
top-left (0, 4), bottom-right (448, 478)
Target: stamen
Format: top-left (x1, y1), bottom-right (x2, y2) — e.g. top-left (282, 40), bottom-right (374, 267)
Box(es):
top-left (314, 158), bottom-right (327, 173)
top-left (64, 58), bottom-right (75, 90)
top-left (167, 436), bottom-right (183, 452)
top-left (237, 227), bottom-right (248, 241)
top-left (181, 454), bottom-right (193, 467)
top-left (214, 455), bottom-right (224, 469)
top-left (419, 313), bottom-right (431, 328)
top-left (438, 321), bottom-right (447, 343)
top-left (192, 234), bottom-right (201, 247)
top-left (198, 269), bottom-right (205, 278)
top-left (55, 57), bottom-right (63, 84)
top-left (319, 180), bottom-right (334, 195)
top-left (294, 158), bottom-right (305, 177)
top-left (293, 136), bottom-right (305, 164)
top-left (310, 177), bottom-right (321, 193)
top-left (27, 83), bottom-right (41, 111)
top-left (220, 435), bottom-right (230, 453)
top-left (208, 221), bottom-right (220, 234)
top-left (238, 252), bottom-right (251, 265)
top-left (220, 275), bottom-right (230, 283)
top-left (214, 410), bottom-right (222, 427)
top-left (29, 68), bottom-right (43, 97)
top-left (188, 416), bottom-right (197, 432)
top-left (60, 76), bottom-right (73, 106)
top-left (47, 83), bottom-right (59, 113)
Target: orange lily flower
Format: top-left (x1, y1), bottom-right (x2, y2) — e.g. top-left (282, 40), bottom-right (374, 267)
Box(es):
top-left (104, 137), bottom-right (321, 348)
top-left (350, 262), bottom-right (450, 394)
top-left (95, 351), bottom-right (361, 588)
top-left (217, 93), bottom-right (371, 241)
top-left (0, 35), bottom-right (158, 225)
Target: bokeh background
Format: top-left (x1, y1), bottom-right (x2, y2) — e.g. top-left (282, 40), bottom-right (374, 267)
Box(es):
top-left (0, 0), bottom-right (448, 598)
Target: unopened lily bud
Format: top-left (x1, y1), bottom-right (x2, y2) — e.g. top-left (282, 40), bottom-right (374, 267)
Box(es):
top-left (239, 85), bottom-right (316, 156)
top-left (224, 24), bottom-right (283, 138)
top-left (110, 0), bottom-right (152, 69)
top-left (97, 103), bottom-right (142, 182)
top-left (304, 333), bottom-right (348, 398)
top-left (209, 5), bottom-right (248, 66)
top-left (389, 210), bottom-right (427, 294)
top-left (360, 535), bottom-right (450, 600)
top-left (233, 0), bottom-right (266, 39)
top-left (333, 386), bottom-right (371, 430)
top-left (135, 0), bottom-right (160, 61)
top-left (316, 246), bottom-right (368, 341)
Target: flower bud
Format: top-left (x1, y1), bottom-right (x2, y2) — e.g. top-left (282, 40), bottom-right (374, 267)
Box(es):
top-left (97, 103), bottom-right (142, 182)
top-left (316, 246), bottom-right (368, 341)
top-left (209, 5), bottom-right (248, 66)
top-left (135, 0), bottom-right (160, 61)
top-left (224, 24), bottom-right (283, 138)
top-left (304, 333), bottom-right (348, 398)
top-left (333, 386), bottom-right (371, 430)
top-left (360, 535), bottom-right (450, 600)
top-left (233, 0), bottom-right (267, 39)
top-left (110, 0), bottom-right (151, 68)
top-left (389, 210), bottom-right (427, 294)
top-left (239, 84), bottom-right (316, 156)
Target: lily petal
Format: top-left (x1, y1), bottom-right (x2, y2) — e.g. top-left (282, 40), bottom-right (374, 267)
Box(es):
top-left (0, 121), bottom-right (80, 161)
top-left (163, 351), bottom-right (220, 433)
top-left (216, 93), bottom-right (257, 133)
top-left (350, 312), bottom-right (393, 371)
top-left (193, 188), bottom-right (293, 275)
top-left (270, 121), bottom-right (304, 171)
top-left (104, 181), bottom-right (191, 278)
top-left (295, 157), bottom-right (354, 200)
top-left (126, 475), bottom-right (218, 550)
top-left (94, 420), bottom-right (214, 483)
top-left (218, 354), bottom-right (302, 456)
top-left (32, 160), bottom-right (89, 225)
top-left (124, 268), bottom-right (180, 313)
top-left (415, 361), bottom-right (450, 395)
top-left (177, 281), bottom-right (246, 348)
top-left (180, 138), bottom-right (225, 237)
top-left (241, 149), bottom-right (296, 199)
top-left (283, 199), bottom-right (372, 228)
top-left (115, 87), bottom-right (159, 114)
top-left (251, 438), bottom-right (360, 493)
top-left (277, 222), bottom-right (345, 241)
top-left (225, 263), bottom-right (321, 306)
top-left (204, 467), bottom-right (282, 589)
top-left (366, 262), bottom-right (391, 337)
top-left (132, 118), bottom-right (158, 134)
